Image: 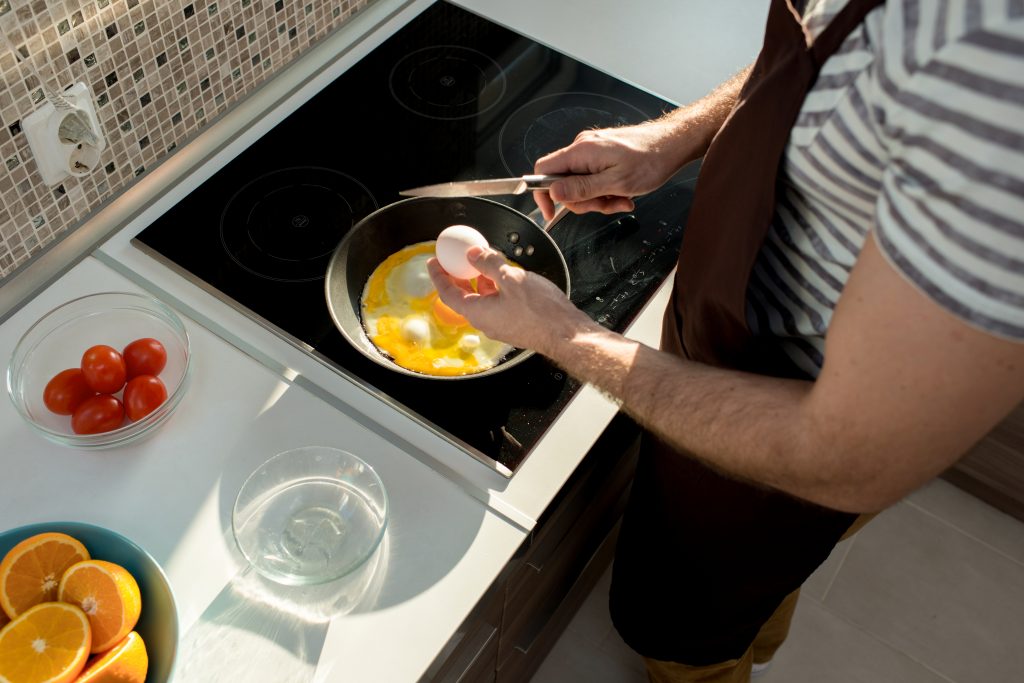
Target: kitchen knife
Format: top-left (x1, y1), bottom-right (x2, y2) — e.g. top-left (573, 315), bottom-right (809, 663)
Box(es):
top-left (399, 174), bottom-right (563, 198)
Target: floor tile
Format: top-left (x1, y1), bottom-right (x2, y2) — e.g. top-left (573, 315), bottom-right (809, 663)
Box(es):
top-left (533, 483), bottom-right (1024, 683)
top-left (532, 622), bottom-right (646, 683)
top-left (599, 627), bottom-right (648, 676)
top-left (564, 562), bottom-right (615, 647)
top-left (801, 536), bottom-right (854, 601)
top-left (823, 501), bottom-right (1024, 683)
top-left (906, 479), bottom-right (1024, 565)
top-left (759, 598), bottom-right (952, 683)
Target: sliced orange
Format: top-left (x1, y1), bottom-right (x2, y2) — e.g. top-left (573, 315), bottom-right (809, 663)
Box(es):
top-left (0, 532), bottom-right (90, 618)
top-left (0, 608), bottom-right (9, 630)
top-left (0, 601), bottom-right (92, 683)
top-left (74, 631), bottom-right (148, 683)
top-left (57, 561), bottom-right (141, 654)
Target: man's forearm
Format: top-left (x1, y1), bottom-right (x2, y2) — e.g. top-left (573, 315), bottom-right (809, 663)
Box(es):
top-left (658, 66), bottom-right (752, 163)
top-left (534, 313), bottom-right (853, 511)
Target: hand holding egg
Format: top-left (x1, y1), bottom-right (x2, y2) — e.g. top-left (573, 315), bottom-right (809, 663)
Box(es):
top-left (435, 225), bottom-right (489, 279)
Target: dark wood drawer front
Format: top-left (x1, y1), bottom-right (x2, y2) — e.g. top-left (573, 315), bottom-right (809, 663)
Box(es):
top-left (499, 416), bottom-right (640, 667)
top-left (499, 480), bottom-right (632, 668)
top-left (945, 402), bottom-right (1024, 521)
top-left (426, 581), bottom-right (503, 683)
top-left (497, 524), bottom-right (622, 683)
top-left (424, 413), bottom-right (642, 683)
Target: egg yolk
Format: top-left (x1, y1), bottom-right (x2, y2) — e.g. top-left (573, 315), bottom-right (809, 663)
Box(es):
top-left (432, 296), bottom-right (469, 327)
top-left (359, 241), bottom-right (513, 376)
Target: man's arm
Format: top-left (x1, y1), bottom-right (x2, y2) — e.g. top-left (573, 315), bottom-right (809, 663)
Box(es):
top-left (433, 236), bottom-right (1024, 513)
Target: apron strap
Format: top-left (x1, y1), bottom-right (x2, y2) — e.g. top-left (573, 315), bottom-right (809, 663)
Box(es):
top-left (810, 0), bottom-right (886, 67)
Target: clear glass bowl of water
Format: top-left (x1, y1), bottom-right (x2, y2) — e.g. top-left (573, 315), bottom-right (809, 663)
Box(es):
top-left (232, 446), bottom-right (388, 586)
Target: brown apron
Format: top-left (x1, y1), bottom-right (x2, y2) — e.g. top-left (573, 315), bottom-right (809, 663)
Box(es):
top-left (608, 0), bottom-right (885, 665)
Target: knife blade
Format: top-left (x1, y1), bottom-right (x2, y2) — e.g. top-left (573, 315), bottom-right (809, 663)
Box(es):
top-left (399, 174), bottom-right (563, 198)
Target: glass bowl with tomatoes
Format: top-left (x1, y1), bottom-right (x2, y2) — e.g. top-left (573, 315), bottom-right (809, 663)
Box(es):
top-left (6, 291), bottom-right (191, 449)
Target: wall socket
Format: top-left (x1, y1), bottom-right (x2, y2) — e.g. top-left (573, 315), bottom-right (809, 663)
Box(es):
top-left (23, 82), bottom-right (106, 187)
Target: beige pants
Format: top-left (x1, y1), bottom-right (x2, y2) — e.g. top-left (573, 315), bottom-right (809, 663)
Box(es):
top-left (643, 513), bottom-right (875, 683)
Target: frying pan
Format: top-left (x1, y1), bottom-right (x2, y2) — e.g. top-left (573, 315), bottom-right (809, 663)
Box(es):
top-left (324, 196), bottom-right (570, 379)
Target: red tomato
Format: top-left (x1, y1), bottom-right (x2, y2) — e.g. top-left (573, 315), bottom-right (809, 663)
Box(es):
top-left (71, 395), bottom-right (125, 434)
top-left (123, 338), bottom-right (167, 379)
top-left (80, 345), bottom-right (127, 393)
top-left (123, 375), bottom-right (168, 421)
top-left (42, 368), bottom-right (96, 415)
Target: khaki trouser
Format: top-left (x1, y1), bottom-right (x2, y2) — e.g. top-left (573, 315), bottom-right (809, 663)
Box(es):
top-left (642, 513), bottom-right (875, 683)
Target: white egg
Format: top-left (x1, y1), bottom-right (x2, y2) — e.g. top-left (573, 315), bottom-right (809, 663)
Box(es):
top-left (436, 225), bottom-right (489, 279)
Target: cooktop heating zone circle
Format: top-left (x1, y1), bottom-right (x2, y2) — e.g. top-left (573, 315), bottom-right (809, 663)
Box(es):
top-left (220, 167), bottom-right (378, 282)
top-left (389, 45), bottom-right (507, 120)
top-left (498, 92), bottom-right (653, 177)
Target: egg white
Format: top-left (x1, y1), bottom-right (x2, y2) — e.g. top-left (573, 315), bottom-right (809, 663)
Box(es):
top-left (360, 241), bottom-right (513, 376)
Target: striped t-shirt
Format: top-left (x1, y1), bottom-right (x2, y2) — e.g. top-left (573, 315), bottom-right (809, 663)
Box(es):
top-left (745, 0), bottom-right (1024, 378)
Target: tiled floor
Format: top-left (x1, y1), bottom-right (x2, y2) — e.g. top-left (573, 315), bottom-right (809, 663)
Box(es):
top-left (532, 479), bottom-right (1024, 683)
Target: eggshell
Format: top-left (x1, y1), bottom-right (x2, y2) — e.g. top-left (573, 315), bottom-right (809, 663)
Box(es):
top-left (436, 225), bottom-right (489, 279)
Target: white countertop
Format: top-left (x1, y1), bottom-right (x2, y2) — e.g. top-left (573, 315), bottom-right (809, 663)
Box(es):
top-left (0, 1), bottom-right (767, 680)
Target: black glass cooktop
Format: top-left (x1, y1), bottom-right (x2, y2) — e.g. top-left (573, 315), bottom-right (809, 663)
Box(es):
top-left (134, 0), bottom-right (697, 475)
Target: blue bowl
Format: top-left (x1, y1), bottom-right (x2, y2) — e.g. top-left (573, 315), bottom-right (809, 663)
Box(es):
top-left (0, 522), bottom-right (178, 683)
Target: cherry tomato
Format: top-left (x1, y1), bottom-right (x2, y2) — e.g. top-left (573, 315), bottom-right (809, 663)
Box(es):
top-left (123, 375), bottom-right (168, 421)
top-left (123, 338), bottom-right (167, 379)
top-left (80, 345), bottom-right (127, 393)
top-left (42, 368), bottom-right (96, 415)
top-left (71, 395), bottom-right (125, 434)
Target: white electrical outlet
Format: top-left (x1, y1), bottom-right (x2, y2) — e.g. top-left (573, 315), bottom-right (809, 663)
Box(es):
top-left (23, 82), bottom-right (106, 186)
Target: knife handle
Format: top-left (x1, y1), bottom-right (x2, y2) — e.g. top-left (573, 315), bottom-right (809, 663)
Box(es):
top-left (521, 174), bottom-right (564, 191)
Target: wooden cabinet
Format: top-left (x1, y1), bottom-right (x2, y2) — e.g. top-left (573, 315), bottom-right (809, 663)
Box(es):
top-left (944, 402), bottom-right (1024, 522)
top-left (426, 578), bottom-right (503, 683)
top-left (423, 413), bottom-right (641, 683)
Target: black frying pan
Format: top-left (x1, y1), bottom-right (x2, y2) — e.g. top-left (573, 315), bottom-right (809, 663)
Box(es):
top-left (324, 196), bottom-right (570, 379)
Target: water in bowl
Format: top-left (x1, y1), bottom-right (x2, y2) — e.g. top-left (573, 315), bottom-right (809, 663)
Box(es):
top-left (237, 477), bottom-right (382, 585)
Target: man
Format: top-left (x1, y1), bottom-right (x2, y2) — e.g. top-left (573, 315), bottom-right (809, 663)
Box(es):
top-left (429, 0), bottom-right (1024, 680)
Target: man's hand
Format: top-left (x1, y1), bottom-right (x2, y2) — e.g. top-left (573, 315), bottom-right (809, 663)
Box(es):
top-left (532, 120), bottom-right (692, 221)
top-left (427, 246), bottom-right (593, 353)
top-left (532, 66), bottom-right (752, 221)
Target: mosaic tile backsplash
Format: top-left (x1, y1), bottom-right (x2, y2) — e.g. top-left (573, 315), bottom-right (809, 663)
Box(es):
top-left (0, 0), bottom-right (372, 280)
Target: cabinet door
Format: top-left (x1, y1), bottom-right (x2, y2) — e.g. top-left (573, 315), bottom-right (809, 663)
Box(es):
top-left (497, 414), bottom-right (640, 680)
top-left (424, 579), bottom-right (503, 683)
top-left (944, 402), bottom-right (1024, 522)
top-left (497, 524), bottom-right (621, 683)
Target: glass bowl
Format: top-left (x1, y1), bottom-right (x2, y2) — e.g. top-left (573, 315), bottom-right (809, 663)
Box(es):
top-left (6, 291), bottom-right (191, 449)
top-left (232, 446), bottom-right (389, 586)
top-left (0, 521), bottom-right (178, 682)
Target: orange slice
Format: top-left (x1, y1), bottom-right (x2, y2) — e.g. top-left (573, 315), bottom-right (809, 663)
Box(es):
top-left (74, 631), bottom-right (148, 683)
top-left (57, 560), bottom-right (141, 654)
top-left (0, 532), bottom-right (90, 619)
top-left (0, 601), bottom-right (91, 683)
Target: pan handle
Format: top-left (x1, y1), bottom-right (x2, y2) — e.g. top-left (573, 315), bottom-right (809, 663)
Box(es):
top-left (527, 203), bottom-right (571, 232)
top-left (542, 204), bottom-right (572, 232)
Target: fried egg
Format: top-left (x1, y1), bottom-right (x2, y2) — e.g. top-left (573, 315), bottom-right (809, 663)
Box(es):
top-left (360, 241), bottom-right (514, 376)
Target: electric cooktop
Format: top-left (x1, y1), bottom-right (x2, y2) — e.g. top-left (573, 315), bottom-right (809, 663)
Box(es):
top-left (133, 0), bottom-right (698, 475)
